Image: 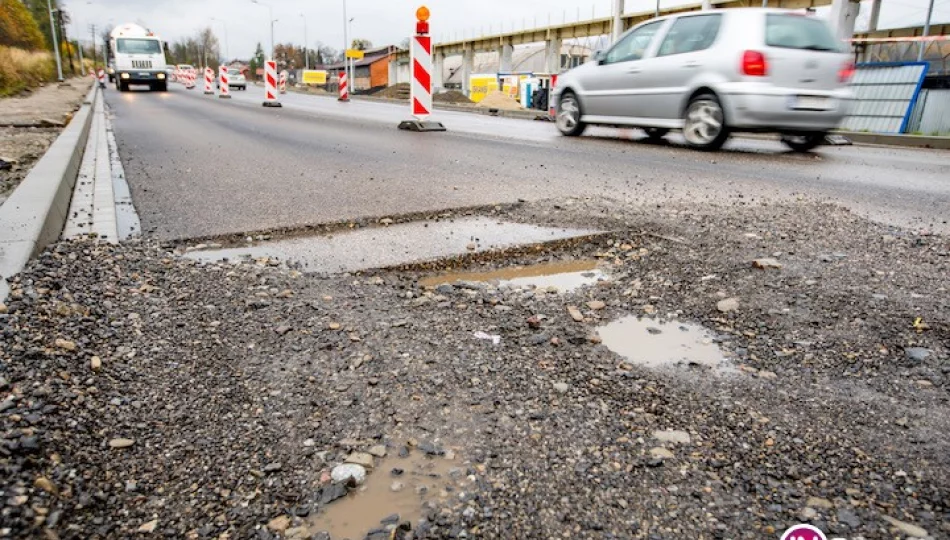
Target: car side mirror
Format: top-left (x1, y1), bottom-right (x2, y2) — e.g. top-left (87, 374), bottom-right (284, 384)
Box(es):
top-left (594, 50), bottom-right (606, 64)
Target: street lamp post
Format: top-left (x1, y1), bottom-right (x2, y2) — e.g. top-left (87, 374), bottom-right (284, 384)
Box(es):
top-left (348, 17), bottom-right (355, 93)
top-left (47, 0), bottom-right (64, 81)
top-left (343, 0), bottom-right (349, 90)
top-left (211, 17), bottom-right (229, 62)
top-left (300, 14), bottom-right (309, 70)
top-left (250, 0), bottom-right (275, 60)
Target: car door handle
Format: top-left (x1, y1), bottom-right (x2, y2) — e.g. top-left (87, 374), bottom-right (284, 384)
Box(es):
top-left (682, 62), bottom-right (700, 69)
top-left (627, 67), bottom-right (642, 74)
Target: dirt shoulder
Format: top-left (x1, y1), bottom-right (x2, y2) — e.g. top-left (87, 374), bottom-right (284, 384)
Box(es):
top-left (0, 78), bottom-right (92, 205)
top-left (0, 199), bottom-right (947, 539)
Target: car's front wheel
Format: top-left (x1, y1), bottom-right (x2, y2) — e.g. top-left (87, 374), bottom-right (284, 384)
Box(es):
top-left (556, 91), bottom-right (587, 137)
top-left (683, 93), bottom-right (729, 151)
top-left (781, 132), bottom-right (827, 152)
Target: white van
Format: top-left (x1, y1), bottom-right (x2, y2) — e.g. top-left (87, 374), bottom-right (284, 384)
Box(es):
top-left (110, 23), bottom-right (168, 92)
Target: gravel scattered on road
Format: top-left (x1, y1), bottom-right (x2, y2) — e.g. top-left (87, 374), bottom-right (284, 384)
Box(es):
top-left (1, 198), bottom-right (947, 538)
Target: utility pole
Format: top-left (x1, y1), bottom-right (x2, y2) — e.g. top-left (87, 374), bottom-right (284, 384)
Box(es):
top-left (47, 0), bottom-right (64, 81)
top-left (77, 40), bottom-right (85, 75)
top-left (90, 24), bottom-right (98, 68)
top-left (343, 0), bottom-right (349, 95)
top-left (56, 10), bottom-right (75, 75)
top-left (300, 14), bottom-right (309, 70)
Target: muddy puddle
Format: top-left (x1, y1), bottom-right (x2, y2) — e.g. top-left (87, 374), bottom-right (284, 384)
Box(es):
top-left (420, 260), bottom-right (606, 293)
top-left (598, 316), bottom-right (735, 374)
top-left (308, 450), bottom-right (461, 539)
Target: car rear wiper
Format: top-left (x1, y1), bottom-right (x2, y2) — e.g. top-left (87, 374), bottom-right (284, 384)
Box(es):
top-left (800, 45), bottom-right (836, 51)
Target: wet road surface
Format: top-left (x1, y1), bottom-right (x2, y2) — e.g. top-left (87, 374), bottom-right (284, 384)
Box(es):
top-left (105, 83), bottom-right (950, 240)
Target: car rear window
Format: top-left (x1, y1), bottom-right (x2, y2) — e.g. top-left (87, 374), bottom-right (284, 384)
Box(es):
top-left (765, 14), bottom-right (842, 52)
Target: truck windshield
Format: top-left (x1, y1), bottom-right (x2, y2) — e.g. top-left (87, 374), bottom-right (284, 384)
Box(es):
top-left (116, 39), bottom-right (161, 54)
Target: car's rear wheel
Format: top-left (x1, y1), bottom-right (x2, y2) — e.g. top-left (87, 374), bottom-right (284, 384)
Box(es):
top-left (781, 132), bottom-right (826, 153)
top-left (118, 81), bottom-right (129, 92)
top-left (683, 93), bottom-right (729, 151)
top-left (556, 91), bottom-right (587, 137)
top-left (644, 127), bottom-right (669, 140)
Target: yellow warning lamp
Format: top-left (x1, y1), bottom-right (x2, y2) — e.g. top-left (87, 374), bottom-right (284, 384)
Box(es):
top-left (416, 5), bottom-right (430, 35)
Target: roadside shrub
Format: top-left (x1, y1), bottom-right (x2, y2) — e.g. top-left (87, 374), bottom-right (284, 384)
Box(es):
top-left (0, 46), bottom-right (55, 96)
top-left (0, 0), bottom-right (47, 50)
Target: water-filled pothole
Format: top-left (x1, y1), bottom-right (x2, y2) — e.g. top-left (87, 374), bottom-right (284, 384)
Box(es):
top-left (307, 450), bottom-right (461, 539)
top-left (420, 260), bottom-right (606, 293)
top-left (182, 217), bottom-right (601, 274)
top-left (598, 316), bottom-right (735, 374)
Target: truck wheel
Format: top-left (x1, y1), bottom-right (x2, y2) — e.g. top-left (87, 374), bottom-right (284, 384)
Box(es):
top-left (153, 81), bottom-right (168, 92)
top-left (118, 81), bottom-right (128, 92)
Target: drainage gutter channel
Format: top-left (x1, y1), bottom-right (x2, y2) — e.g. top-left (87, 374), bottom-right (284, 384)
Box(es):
top-left (0, 83), bottom-right (98, 300)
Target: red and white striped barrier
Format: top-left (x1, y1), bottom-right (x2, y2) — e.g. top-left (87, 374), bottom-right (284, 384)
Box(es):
top-left (97, 69), bottom-right (105, 88)
top-left (279, 70), bottom-right (288, 94)
top-left (219, 66), bottom-right (231, 99)
top-left (548, 74), bottom-right (558, 118)
top-left (410, 34), bottom-right (433, 120)
top-left (204, 67), bottom-right (214, 94)
top-left (338, 71), bottom-right (349, 101)
top-left (262, 60), bottom-right (281, 107)
top-left (185, 71), bottom-right (195, 90)
top-left (397, 7), bottom-right (444, 131)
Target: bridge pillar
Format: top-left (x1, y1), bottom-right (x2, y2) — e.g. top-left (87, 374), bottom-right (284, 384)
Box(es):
top-left (461, 47), bottom-right (474, 96)
top-left (499, 42), bottom-right (514, 73)
top-left (545, 38), bottom-right (562, 75)
top-left (828, 0), bottom-right (861, 42)
top-left (611, 0), bottom-right (624, 43)
top-left (433, 51), bottom-right (445, 90)
top-left (867, 0), bottom-right (882, 31)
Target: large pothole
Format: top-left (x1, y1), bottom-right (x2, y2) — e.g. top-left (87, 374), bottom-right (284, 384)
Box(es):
top-left (182, 217), bottom-right (602, 274)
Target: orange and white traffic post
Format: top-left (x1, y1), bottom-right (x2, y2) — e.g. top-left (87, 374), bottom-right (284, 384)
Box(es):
top-left (203, 67), bottom-right (214, 95)
top-left (279, 70), bottom-right (288, 94)
top-left (338, 71), bottom-right (349, 101)
top-left (262, 60), bottom-right (281, 107)
top-left (398, 6), bottom-right (445, 131)
top-left (218, 66), bottom-right (231, 99)
top-left (97, 68), bottom-right (106, 88)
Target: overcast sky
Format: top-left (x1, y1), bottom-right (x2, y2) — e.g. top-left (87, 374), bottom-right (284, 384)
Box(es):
top-left (64, 0), bottom-right (949, 60)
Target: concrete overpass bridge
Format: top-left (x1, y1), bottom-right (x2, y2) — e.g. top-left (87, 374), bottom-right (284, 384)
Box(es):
top-left (390, 0), bottom-right (945, 93)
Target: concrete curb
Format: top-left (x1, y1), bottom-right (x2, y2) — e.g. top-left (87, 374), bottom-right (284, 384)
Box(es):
top-left (351, 94), bottom-right (550, 121)
top-left (0, 82), bottom-right (98, 300)
top-left (831, 131), bottom-right (950, 150)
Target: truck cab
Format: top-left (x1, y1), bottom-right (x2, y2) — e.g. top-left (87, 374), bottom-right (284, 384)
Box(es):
top-left (110, 24), bottom-right (168, 92)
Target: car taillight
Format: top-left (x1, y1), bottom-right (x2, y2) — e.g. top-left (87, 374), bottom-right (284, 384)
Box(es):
top-left (839, 61), bottom-right (855, 83)
top-left (741, 50), bottom-right (768, 77)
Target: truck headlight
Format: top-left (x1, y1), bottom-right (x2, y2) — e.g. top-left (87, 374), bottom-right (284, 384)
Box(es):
top-left (120, 73), bottom-right (130, 79)
top-left (157, 73), bottom-right (166, 79)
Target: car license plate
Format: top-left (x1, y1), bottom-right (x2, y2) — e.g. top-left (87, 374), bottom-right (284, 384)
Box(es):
top-left (789, 95), bottom-right (832, 111)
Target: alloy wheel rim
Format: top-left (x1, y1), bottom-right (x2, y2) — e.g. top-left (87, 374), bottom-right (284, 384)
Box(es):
top-left (684, 100), bottom-right (723, 145)
top-left (558, 96), bottom-right (580, 132)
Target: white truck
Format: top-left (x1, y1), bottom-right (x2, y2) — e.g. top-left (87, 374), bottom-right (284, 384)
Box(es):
top-left (109, 24), bottom-right (168, 92)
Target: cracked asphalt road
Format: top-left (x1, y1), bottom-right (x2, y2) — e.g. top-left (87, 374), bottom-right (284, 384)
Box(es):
top-left (105, 83), bottom-right (949, 241)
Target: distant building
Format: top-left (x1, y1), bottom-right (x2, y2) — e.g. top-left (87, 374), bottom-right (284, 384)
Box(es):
top-left (325, 45), bottom-right (399, 92)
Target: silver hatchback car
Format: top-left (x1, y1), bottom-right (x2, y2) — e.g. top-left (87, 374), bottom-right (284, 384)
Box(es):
top-left (554, 8), bottom-right (854, 151)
